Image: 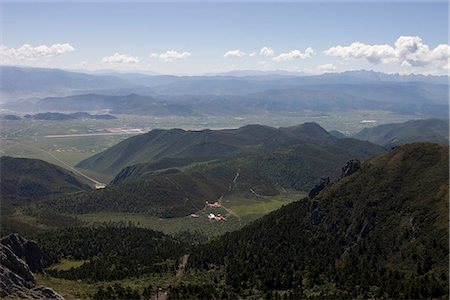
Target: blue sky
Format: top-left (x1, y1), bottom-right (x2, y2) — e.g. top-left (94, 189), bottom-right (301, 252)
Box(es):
top-left (1, 1), bottom-right (449, 75)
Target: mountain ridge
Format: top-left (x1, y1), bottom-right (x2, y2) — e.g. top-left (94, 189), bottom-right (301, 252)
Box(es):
top-left (75, 122), bottom-right (373, 175)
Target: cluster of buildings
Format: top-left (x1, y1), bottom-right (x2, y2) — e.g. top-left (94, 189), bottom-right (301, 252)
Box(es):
top-left (207, 213), bottom-right (226, 221)
top-left (188, 201), bottom-right (227, 221)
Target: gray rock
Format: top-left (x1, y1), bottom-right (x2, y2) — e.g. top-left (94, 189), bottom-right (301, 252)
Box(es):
top-left (1, 233), bottom-right (44, 273)
top-left (341, 159), bottom-right (362, 177)
top-left (0, 234), bottom-right (64, 299)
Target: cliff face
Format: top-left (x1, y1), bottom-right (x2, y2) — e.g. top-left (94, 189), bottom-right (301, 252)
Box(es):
top-left (0, 234), bottom-right (64, 299)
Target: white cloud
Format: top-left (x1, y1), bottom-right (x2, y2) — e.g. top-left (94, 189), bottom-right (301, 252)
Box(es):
top-left (159, 50), bottom-right (191, 62)
top-left (324, 36), bottom-right (450, 69)
top-left (260, 46), bottom-right (274, 57)
top-left (224, 49), bottom-right (246, 58)
top-left (324, 42), bottom-right (396, 64)
top-left (318, 63), bottom-right (337, 72)
top-left (0, 43), bottom-right (75, 60)
top-left (273, 47), bottom-right (315, 62)
top-left (101, 53), bottom-right (139, 64)
top-left (149, 53), bottom-right (159, 59)
top-left (249, 52), bottom-right (257, 57)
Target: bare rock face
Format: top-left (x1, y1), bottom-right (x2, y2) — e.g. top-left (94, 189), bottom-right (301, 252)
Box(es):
top-left (1, 234), bottom-right (44, 273)
top-left (0, 234), bottom-right (64, 299)
top-left (341, 159), bottom-right (362, 177)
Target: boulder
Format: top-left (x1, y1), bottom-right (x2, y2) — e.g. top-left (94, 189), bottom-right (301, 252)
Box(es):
top-left (1, 233), bottom-right (43, 273)
top-left (0, 234), bottom-right (64, 299)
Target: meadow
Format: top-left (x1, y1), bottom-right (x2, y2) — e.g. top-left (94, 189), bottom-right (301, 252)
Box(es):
top-left (76, 191), bottom-right (304, 237)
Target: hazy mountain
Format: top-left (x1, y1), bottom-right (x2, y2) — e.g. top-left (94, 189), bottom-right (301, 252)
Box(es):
top-left (31, 80), bottom-right (449, 117)
top-left (25, 112), bottom-right (116, 121)
top-left (2, 66), bottom-right (448, 101)
top-left (210, 69), bottom-right (307, 77)
top-left (37, 93), bottom-right (193, 115)
top-left (0, 66), bottom-right (133, 101)
top-left (354, 119), bottom-right (449, 147)
top-left (334, 70), bottom-right (449, 84)
top-left (187, 142), bottom-right (449, 299)
top-left (1, 114), bottom-right (21, 120)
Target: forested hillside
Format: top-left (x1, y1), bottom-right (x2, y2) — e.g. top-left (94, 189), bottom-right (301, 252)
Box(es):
top-left (35, 226), bottom-right (188, 281)
top-left (76, 122), bottom-right (335, 175)
top-left (185, 143), bottom-right (449, 299)
top-left (33, 137), bottom-right (382, 218)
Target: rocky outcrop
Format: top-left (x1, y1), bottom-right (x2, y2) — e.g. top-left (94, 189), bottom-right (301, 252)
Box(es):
top-left (1, 234), bottom-right (44, 273)
top-left (341, 159), bottom-right (361, 177)
top-left (0, 234), bottom-right (64, 299)
top-left (308, 177), bottom-right (330, 199)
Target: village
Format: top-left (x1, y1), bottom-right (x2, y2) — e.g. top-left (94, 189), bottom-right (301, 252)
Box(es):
top-left (190, 200), bottom-right (227, 222)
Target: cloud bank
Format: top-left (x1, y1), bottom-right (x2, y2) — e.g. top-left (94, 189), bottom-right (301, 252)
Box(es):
top-left (224, 49), bottom-right (246, 58)
top-left (0, 43), bottom-right (75, 60)
top-left (324, 36), bottom-right (449, 69)
top-left (101, 53), bottom-right (139, 64)
top-left (273, 47), bottom-right (315, 62)
top-left (159, 50), bottom-right (191, 62)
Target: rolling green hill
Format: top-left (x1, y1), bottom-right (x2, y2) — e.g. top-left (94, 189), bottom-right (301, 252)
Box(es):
top-left (185, 143), bottom-right (449, 299)
top-left (353, 118), bottom-right (449, 147)
top-left (35, 137), bottom-right (382, 218)
top-left (0, 157), bottom-right (92, 235)
top-left (0, 156), bottom-right (91, 202)
top-left (76, 122), bottom-right (364, 176)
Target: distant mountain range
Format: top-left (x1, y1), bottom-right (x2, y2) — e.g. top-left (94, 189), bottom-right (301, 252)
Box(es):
top-left (1, 112), bottom-right (116, 121)
top-left (0, 66), bottom-right (132, 101)
top-left (16, 82), bottom-right (448, 117)
top-left (1, 66), bottom-right (448, 118)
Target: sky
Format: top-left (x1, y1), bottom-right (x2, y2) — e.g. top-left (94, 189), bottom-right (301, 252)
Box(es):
top-left (1, 1), bottom-right (449, 75)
